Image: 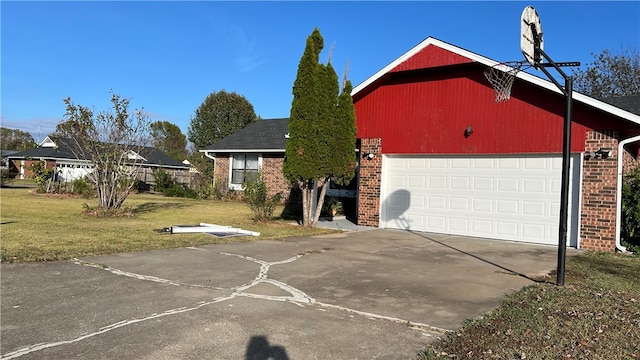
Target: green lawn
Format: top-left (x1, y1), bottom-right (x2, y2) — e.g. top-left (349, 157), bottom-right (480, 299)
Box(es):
top-left (0, 187), bottom-right (335, 262)
top-left (418, 251), bottom-right (640, 360)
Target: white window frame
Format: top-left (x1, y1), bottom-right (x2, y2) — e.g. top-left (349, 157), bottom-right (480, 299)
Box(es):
top-left (228, 153), bottom-right (262, 190)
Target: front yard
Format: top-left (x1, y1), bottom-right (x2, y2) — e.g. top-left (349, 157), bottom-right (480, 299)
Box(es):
top-left (0, 187), bottom-right (334, 263)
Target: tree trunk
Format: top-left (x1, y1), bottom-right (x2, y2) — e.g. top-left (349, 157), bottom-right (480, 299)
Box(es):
top-left (311, 178), bottom-right (328, 226)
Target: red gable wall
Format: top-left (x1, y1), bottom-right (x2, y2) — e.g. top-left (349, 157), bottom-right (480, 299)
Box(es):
top-left (390, 44), bottom-right (474, 72)
top-left (354, 64), bottom-right (634, 155)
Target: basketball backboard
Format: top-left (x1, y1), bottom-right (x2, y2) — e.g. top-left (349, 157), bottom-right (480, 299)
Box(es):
top-left (521, 6), bottom-right (543, 67)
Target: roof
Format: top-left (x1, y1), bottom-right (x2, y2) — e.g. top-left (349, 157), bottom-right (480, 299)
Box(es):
top-left (200, 118), bottom-right (289, 153)
top-left (351, 37), bottom-right (640, 128)
top-left (7, 137), bottom-right (189, 169)
top-left (597, 96), bottom-right (640, 116)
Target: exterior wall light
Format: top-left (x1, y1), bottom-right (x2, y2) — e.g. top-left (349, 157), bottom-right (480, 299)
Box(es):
top-left (584, 147), bottom-right (613, 160)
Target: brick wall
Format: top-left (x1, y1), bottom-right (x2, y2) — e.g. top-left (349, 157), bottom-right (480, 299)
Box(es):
top-left (580, 130), bottom-right (618, 252)
top-left (261, 154), bottom-right (291, 200)
top-left (214, 155), bottom-right (230, 190)
top-left (13, 159), bottom-right (56, 179)
top-left (622, 147), bottom-right (639, 174)
top-left (357, 138), bottom-right (382, 226)
top-left (214, 153), bottom-right (291, 201)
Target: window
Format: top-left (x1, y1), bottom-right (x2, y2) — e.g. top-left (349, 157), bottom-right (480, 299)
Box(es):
top-left (231, 154), bottom-right (259, 185)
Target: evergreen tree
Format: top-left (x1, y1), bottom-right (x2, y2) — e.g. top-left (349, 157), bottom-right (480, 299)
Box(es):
top-left (150, 120), bottom-right (188, 160)
top-left (187, 90), bottom-right (258, 150)
top-left (1, 127), bottom-right (35, 151)
top-left (284, 28), bottom-right (357, 227)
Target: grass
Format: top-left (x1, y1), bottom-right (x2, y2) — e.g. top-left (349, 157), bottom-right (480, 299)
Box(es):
top-left (417, 251), bottom-right (640, 360)
top-left (0, 187), bottom-right (336, 263)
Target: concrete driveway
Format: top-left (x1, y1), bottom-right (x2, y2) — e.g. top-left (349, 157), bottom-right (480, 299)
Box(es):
top-left (1, 229), bottom-right (569, 359)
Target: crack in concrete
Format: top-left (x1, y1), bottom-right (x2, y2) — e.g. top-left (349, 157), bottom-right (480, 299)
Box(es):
top-left (2, 251), bottom-right (447, 359)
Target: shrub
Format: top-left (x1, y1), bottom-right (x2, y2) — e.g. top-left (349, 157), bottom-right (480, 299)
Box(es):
top-left (29, 161), bottom-right (55, 193)
top-left (243, 172), bottom-right (281, 222)
top-left (152, 167), bottom-right (175, 192)
top-left (0, 168), bottom-right (17, 187)
top-left (622, 167), bottom-right (640, 252)
top-left (71, 178), bottom-right (94, 198)
top-left (163, 184), bottom-right (198, 199)
top-left (212, 176), bottom-right (230, 201)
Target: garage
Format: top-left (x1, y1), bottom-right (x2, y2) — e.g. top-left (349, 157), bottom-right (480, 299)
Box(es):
top-left (380, 154), bottom-right (581, 246)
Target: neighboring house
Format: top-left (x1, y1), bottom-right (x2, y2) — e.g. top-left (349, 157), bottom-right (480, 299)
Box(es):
top-left (201, 37), bottom-right (640, 252)
top-left (8, 136), bottom-right (191, 184)
top-left (1, 150), bottom-right (19, 172)
top-left (199, 118), bottom-right (291, 199)
top-left (199, 118), bottom-right (358, 202)
top-left (353, 37), bottom-right (640, 252)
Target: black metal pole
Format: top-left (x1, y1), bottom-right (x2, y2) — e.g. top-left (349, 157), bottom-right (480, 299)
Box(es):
top-left (534, 44), bottom-right (578, 286)
top-left (557, 77), bottom-right (573, 286)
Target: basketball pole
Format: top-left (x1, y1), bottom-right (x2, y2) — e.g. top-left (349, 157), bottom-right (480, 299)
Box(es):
top-left (533, 35), bottom-right (580, 286)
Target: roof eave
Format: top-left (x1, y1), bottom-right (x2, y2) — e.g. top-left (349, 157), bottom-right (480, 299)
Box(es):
top-left (200, 149), bottom-right (285, 153)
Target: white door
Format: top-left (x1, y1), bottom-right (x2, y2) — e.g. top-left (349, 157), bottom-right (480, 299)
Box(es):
top-left (380, 155), bottom-right (581, 246)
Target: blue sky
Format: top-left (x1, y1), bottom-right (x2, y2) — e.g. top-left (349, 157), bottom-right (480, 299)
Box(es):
top-left (2, 1), bottom-right (639, 143)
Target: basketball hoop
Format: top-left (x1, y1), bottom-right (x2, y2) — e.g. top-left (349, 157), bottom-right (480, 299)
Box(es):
top-left (484, 61), bottom-right (530, 102)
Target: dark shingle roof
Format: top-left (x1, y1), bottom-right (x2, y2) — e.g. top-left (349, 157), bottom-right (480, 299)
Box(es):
top-left (201, 118), bottom-right (289, 152)
top-left (597, 95), bottom-right (640, 116)
top-left (8, 137), bottom-right (188, 169)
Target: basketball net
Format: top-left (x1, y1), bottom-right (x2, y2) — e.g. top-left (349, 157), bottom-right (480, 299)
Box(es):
top-left (484, 61), bottom-right (529, 102)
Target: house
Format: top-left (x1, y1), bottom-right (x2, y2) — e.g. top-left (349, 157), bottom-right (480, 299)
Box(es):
top-left (8, 136), bottom-right (191, 185)
top-left (199, 118), bottom-right (291, 199)
top-left (200, 118), bottom-right (358, 204)
top-left (202, 37), bottom-right (640, 252)
top-left (353, 37), bottom-right (640, 252)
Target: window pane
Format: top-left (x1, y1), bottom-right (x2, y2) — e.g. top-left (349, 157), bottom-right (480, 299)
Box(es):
top-left (246, 155), bottom-right (259, 170)
top-left (244, 170), bottom-right (258, 183)
top-left (232, 155), bottom-right (245, 169)
top-left (231, 170), bottom-right (244, 184)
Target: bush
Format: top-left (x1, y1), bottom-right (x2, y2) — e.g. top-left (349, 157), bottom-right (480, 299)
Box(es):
top-left (153, 167), bottom-right (175, 192)
top-left (71, 178), bottom-right (94, 198)
top-left (29, 161), bottom-right (54, 193)
top-left (212, 176), bottom-right (230, 201)
top-left (163, 184), bottom-right (198, 199)
top-left (243, 172), bottom-right (281, 222)
top-left (0, 168), bottom-right (17, 187)
top-left (622, 167), bottom-right (640, 252)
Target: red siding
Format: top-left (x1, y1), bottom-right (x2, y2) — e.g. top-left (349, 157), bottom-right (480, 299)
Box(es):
top-left (355, 65), bottom-right (635, 155)
top-left (391, 44), bottom-right (473, 72)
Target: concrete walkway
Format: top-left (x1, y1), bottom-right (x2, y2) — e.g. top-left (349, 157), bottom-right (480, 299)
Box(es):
top-left (1, 229), bottom-right (572, 359)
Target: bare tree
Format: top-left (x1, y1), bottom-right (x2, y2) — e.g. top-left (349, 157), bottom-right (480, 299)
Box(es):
top-left (573, 47), bottom-right (640, 97)
top-left (55, 93), bottom-right (150, 210)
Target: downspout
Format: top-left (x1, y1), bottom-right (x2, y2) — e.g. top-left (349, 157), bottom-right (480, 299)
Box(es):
top-left (203, 151), bottom-right (216, 161)
top-left (202, 151), bottom-right (216, 187)
top-left (615, 134), bottom-right (640, 252)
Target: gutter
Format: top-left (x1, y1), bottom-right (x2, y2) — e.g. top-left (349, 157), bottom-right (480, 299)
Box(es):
top-left (202, 151), bottom-right (216, 161)
top-left (615, 134), bottom-right (640, 252)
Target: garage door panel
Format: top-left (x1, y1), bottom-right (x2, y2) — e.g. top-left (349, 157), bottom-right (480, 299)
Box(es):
top-left (450, 218), bottom-right (469, 232)
top-left (429, 177), bottom-right (447, 189)
top-left (473, 178), bottom-right (494, 191)
top-left (381, 155), bottom-right (580, 246)
top-left (496, 222), bottom-right (518, 237)
top-left (496, 200), bottom-right (518, 214)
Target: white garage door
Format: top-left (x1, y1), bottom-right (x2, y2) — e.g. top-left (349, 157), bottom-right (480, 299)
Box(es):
top-left (380, 155), bottom-right (581, 246)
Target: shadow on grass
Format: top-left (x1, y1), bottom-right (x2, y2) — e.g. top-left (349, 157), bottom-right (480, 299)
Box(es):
top-left (133, 201), bottom-right (189, 215)
top-left (410, 231), bottom-right (554, 284)
top-left (570, 252), bottom-right (640, 285)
